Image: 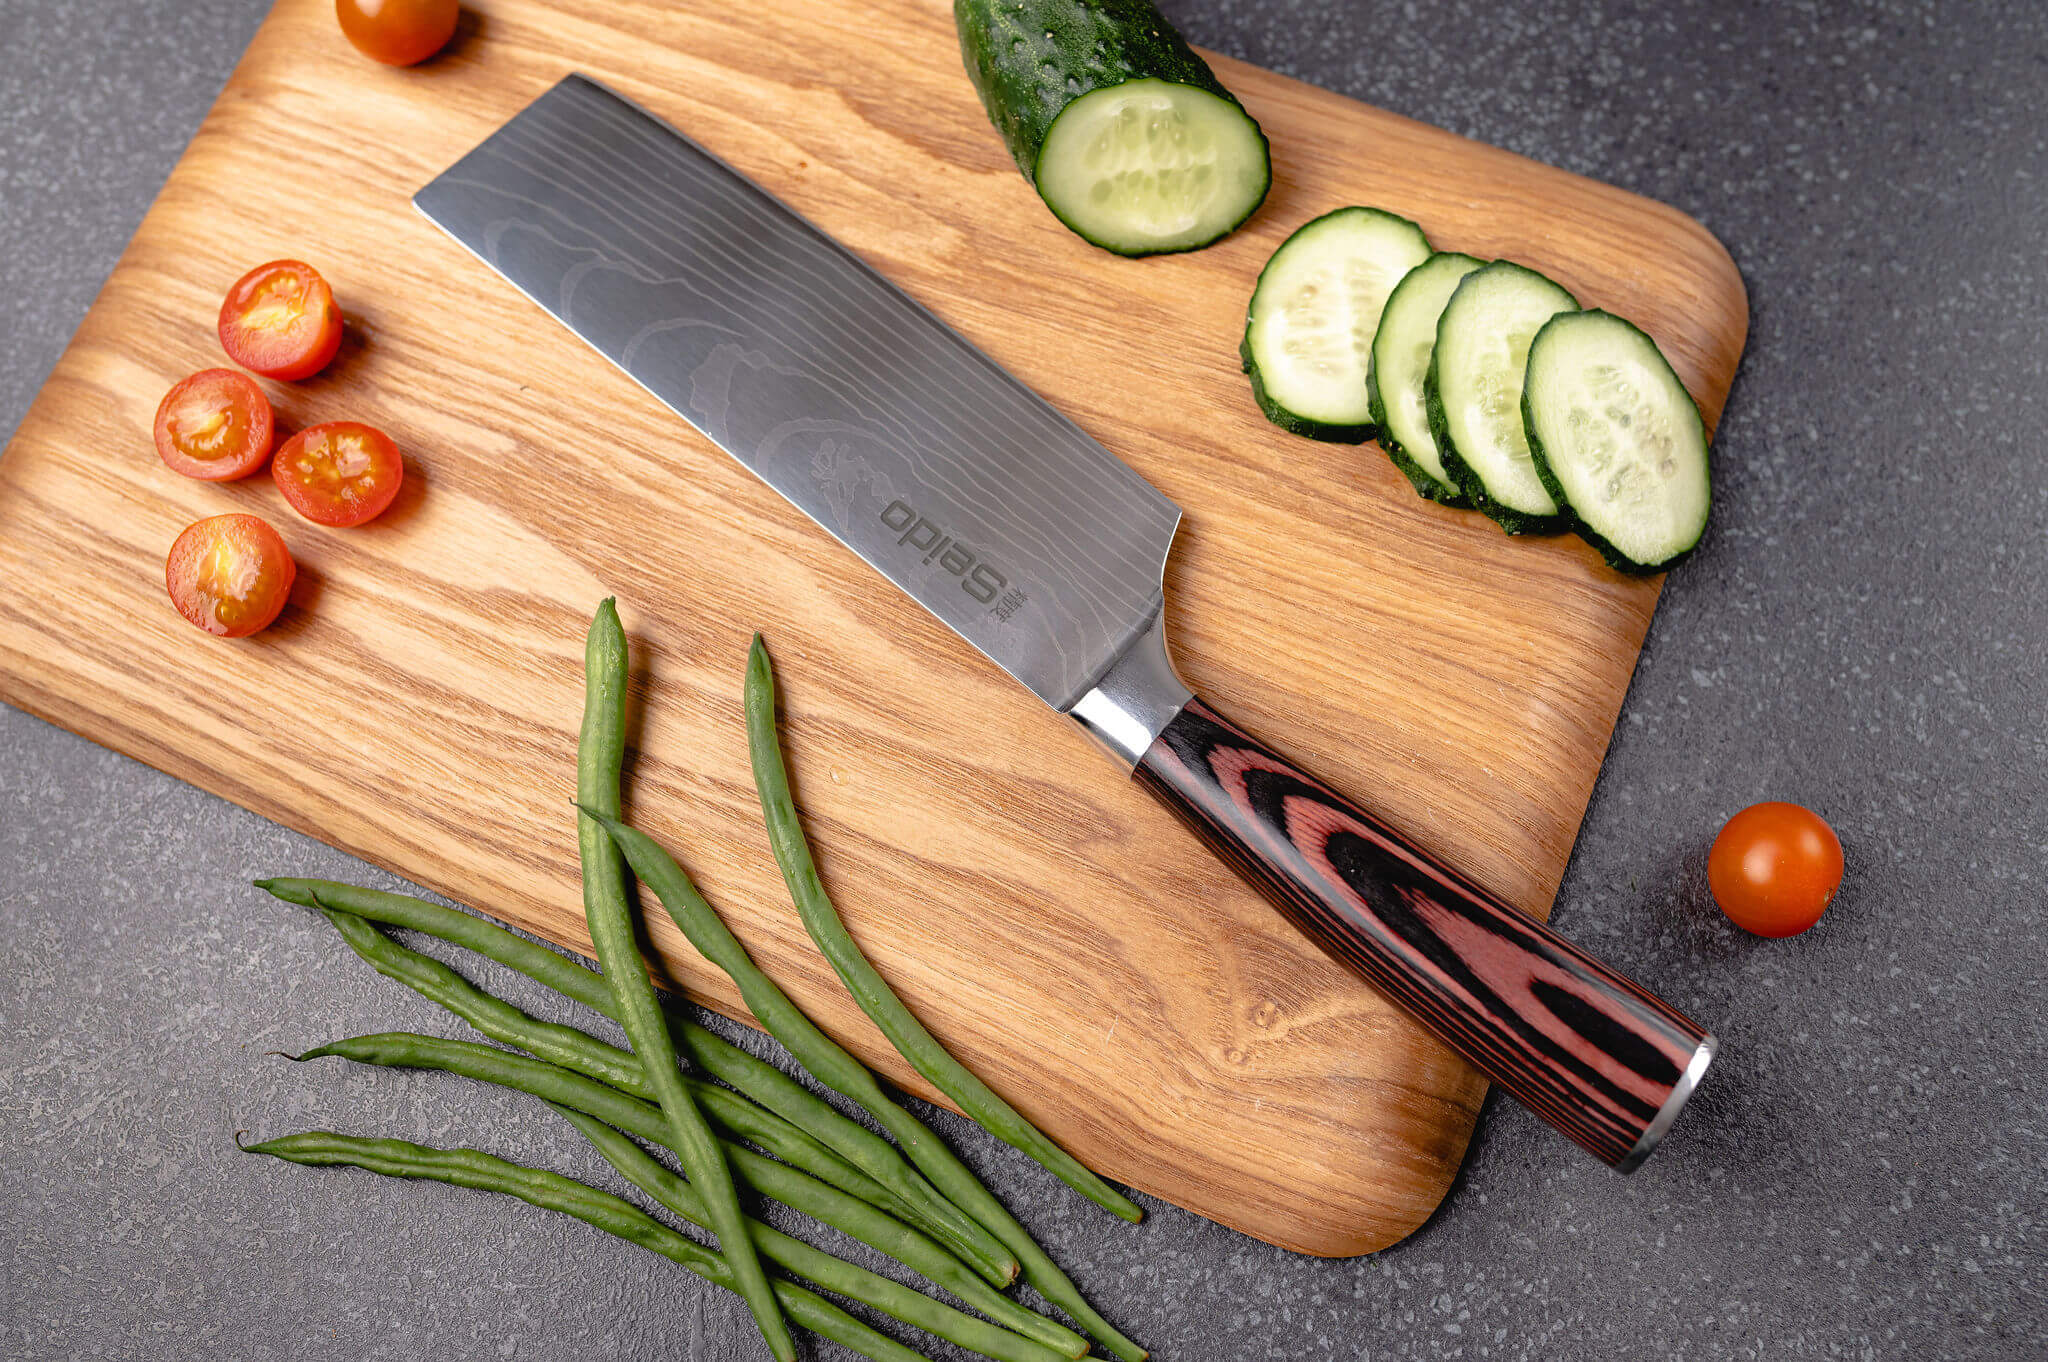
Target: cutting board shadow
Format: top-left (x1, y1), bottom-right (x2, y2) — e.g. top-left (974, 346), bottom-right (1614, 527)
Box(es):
top-left (0, 0), bottom-right (1744, 1255)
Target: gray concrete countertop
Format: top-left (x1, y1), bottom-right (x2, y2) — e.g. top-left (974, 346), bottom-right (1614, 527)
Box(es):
top-left (4, 2), bottom-right (2043, 1359)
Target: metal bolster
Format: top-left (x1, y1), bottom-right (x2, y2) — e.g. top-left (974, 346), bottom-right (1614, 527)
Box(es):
top-left (1066, 609), bottom-right (1192, 768)
top-left (1614, 1033), bottom-right (1718, 1174)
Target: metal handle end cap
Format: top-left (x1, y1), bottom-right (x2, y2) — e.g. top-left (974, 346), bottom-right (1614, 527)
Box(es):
top-left (1613, 1033), bottom-right (1718, 1174)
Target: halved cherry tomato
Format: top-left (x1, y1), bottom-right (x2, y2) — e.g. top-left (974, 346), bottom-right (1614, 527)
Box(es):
top-left (165, 514), bottom-right (297, 638)
top-left (151, 368), bottom-right (275, 480)
top-left (1708, 801), bottom-right (1844, 938)
top-left (217, 260), bottom-right (344, 381)
top-left (336, 0), bottom-right (459, 67)
top-left (272, 421), bottom-right (405, 527)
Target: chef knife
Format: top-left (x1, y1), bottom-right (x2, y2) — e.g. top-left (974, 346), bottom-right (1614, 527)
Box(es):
top-left (416, 75), bottom-right (1715, 1172)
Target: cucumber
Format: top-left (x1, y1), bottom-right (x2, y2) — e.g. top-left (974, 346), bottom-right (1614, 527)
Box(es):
top-left (955, 0), bottom-right (1270, 256)
top-left (1240, 208), bottom-right (1433, 441)
top-left (1366, 252), bottom-right (1485, 502)
top-left (1426, 261), bottom-right (1580, 532)
top-left (1524, 310), bottom-right (1711, 573)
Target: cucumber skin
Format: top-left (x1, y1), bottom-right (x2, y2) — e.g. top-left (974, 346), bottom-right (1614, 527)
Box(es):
top-left (956, 0), bottom-right (1238, 179)
top-left (1368, 358), bottom-right (1471, 505)
top-left (1523, 310), bottom-right (1712, 574)
top-left (1425, 263), bottom-right (1574, 536)
top-left (954, 0), bottom-right (1269, 256)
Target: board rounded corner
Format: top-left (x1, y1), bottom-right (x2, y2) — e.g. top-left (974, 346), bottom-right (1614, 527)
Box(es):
top-left (1309, 1143), bottom-right (1472, 1258)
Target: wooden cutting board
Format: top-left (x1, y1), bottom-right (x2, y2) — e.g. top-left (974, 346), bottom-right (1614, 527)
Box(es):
top-left (0, 0), bottom-right (1744, 1255)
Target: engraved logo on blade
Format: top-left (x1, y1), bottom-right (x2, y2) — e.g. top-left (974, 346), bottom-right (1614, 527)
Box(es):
top-left (879, 500), bottom-right (1025, 619)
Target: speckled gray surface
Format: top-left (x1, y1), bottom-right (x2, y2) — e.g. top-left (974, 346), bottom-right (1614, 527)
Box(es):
top-left (4, 1), bottom-right (2045, 1358)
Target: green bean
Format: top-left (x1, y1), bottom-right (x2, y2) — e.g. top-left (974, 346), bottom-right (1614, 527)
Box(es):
top-left (585, 812), bottom-right (1149, 1362)
top-left (550, 1104), bottom-right (1076, 1362)
top-left (256, 877), bottom-right (616, 1009)
top-left (577, 600), bottom-right (791, 1360)
top-left (744, 637), bottom-right (1142, 1225)
top-left (309, 907), bottom-right (1082, 1352)
top-left (307, 909), bottom-right (925, 1212)
top-left (240, 1131), bottom-right (925, 1362)
top-left (675, 1012), bottom-right (1018, 1285)
top-left (308, 901), bottom-right (914, 1221)
top-left (296, 1032), bottom-right (1034, 1332)
top-left (257, 874), bottom-right (1017, 1289)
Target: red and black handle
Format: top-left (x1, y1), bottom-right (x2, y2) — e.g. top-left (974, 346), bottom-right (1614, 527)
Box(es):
top-left (1135, 697), bottom-right (1714, 1169)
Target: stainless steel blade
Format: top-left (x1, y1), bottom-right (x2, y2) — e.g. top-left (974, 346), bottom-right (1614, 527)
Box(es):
top-left (415, 75), bottom-right (1181, 712)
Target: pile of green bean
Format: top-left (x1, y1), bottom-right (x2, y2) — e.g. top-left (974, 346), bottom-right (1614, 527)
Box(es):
top-left (245, 599), bottom-right (1144, 1362)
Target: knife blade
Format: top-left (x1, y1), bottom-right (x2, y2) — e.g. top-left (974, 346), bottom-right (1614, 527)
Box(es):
top-left (417, 75), bottom-right (1716, 1172)
top-left (414, 75), bottom-right (1176, 715)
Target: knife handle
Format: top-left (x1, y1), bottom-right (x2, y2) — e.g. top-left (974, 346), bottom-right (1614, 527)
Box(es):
top-left (1132, 696), bottom-right (1715, 1170)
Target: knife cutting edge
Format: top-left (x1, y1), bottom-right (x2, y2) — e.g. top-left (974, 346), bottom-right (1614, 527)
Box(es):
top-left (415, 74), bottom-right (1716, 1173)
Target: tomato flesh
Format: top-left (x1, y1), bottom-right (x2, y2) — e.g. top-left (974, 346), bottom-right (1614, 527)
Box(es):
top-left (336, 0), bottom-right (459, 66)
top-left (152, 368), bottom-right (274, 480)
top-left (1707, 801), bottom-right (1844, 938)
top-left (218, 260), bottom-right (344, 381)
top-left (166, 514), bottom-right (296, 638)
top-left (273, 421), bottom-right (404, 528)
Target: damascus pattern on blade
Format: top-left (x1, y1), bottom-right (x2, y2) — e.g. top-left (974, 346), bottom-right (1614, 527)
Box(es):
top-left (414, 75), bottom-right (1181, 711)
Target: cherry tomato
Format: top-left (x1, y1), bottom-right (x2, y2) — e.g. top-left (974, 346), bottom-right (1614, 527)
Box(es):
top-left (217, 260), bottom-right (344, 381)
top-left (272, 421), bottom-right (405, 527)
top-left (152, 369), bottom-right (275, 480)
top-left (336, 0), bottom-right (459, 66)
top-left (165, 514), bottom-right (297, 638)
top-left (1708, 801), bottom-right (1844, 938)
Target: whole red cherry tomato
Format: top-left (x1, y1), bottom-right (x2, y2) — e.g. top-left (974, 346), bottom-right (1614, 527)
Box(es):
top-left (336, 0), bottom-right (460, 67)
top-left (1708, 802), bottom-right (1844, 938)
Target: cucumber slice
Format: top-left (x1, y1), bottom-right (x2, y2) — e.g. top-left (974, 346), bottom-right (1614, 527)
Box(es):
top-left (1241, 207), bottom-right (1433, 441)
top-left (1427, 261), bottom-right (1580, 532)
top-left (956, 0), bottom-right (1271, 256)
top-left (1366, 252), bottom-right (1485, 502)
top-left (1035, 80), bottom-right (1273, 256)
top-left (1524, 310), bottom-right (1711, 573)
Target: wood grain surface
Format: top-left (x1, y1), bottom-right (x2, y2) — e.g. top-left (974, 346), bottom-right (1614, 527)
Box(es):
top-left (0, 0), bottom-right (1745, 1255)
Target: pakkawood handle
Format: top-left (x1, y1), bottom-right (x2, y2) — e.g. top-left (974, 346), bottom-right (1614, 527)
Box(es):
top-left (1136, 697), bottom-right (1715, 1170)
